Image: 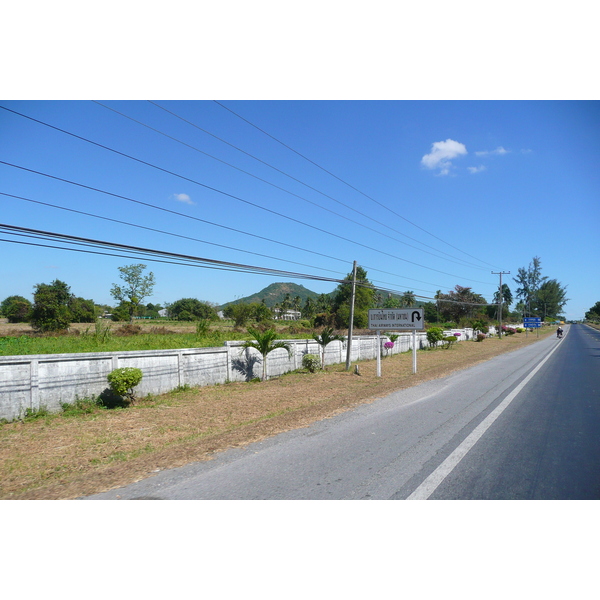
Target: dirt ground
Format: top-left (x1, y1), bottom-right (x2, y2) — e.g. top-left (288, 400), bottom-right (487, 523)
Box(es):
top-left (0, 328), bottom-right (555, 500)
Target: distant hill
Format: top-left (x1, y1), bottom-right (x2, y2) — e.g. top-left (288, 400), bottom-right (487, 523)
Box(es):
top-left (218, 282), bottom-right (323, 310)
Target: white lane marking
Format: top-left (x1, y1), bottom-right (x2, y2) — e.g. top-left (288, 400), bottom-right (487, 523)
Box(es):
top-left (407, 337), bottom-right (565, 500)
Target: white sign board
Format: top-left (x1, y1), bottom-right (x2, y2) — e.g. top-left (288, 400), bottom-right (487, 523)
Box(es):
top-left (368, 308), bottom-right (424, 330)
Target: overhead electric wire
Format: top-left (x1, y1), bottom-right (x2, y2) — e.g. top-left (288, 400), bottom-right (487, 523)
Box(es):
top-left (0, 225), bottom-right (493, 307)
top-left (214, 100), bottom-right (501, 270)
top-left (0, 188), bottom-right (459, 297)
top-left (142, 100), bottom-right (487, 272)
top-left (0, 162), bottom-right (464, 292)
top-left (0, 223), bottom-right (347, 284)
top-left (0, 106), bottom-right (494, 286)
top-left (0, 191), bottom-right (346, 278)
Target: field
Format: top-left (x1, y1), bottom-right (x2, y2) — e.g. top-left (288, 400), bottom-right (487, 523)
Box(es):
top-left (0, 319), bottom-right (317, 355)
top-left (0, 325), bottom-right (555, 500)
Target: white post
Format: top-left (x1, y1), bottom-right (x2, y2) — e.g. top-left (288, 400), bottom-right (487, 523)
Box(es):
top-left (376, 330), bottom-right (381, 377)
top-left (412, 330), bottom-right (417, 374)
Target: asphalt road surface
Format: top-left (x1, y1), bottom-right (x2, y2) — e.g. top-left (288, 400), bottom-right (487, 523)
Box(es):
top-left (84, 323), bottom-right (600, 500)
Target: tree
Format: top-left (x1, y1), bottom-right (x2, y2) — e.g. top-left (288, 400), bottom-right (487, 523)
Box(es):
top-left (423, 301), bottom-right (438, 323)
top-left (533, 279), bottom-right (568, 320)
top-left (585, 301), bottom-right (600, 322)
top-left (169, 298), bottom-right (218, 321)
top-left (302, 297), bottom-right (316, 320)
top-left (401, 291), bottom-right (416, 307)
top-left (313, 327), bottom-right (345, 369)
top-left (513, 257), bottom-right (568, 320)
top-left (29, 279), bottom-right (72, 332)
top-left (332, 266), bottom-right (376, 329)
top-left (1, 295), bottom-right (32, 323)
top-left (493, 284), bottom-right (513, 309)
top-left (68, 296), bottom-right (96, 323)
top-left (110, 264), bottom-right (155, 323)
top-left (145, 303), bottom-right (163, 318)
top-left (513, 256), bottom-right (547, 316)
top-left (223, 303), bottom-right (252, 327)
top-left (382, 295), bottom-right (402, 309)
top-left (241, 327), bottom-right (292, 381)
top-left (437, 285), bottom-right (487, 325)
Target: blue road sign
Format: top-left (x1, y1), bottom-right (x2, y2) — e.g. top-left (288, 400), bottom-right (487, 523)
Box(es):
top-left (523, 317), bottom-right (541, 327)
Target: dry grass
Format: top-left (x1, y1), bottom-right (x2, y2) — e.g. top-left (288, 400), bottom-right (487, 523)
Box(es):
top-left (0, 328), bottom-right (554, 500)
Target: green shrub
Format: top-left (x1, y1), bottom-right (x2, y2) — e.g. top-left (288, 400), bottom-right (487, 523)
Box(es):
top-left (107, 367), bottom-right (143, 404)
top-left (426, 327), bottom-right (444, 347)
top-left (195, 319), bottom-right (210, 337)
top-left (443, 335), bottom-right (458, 349)
top-left (1, 295), bottom-right (32, 323)
top-left (302, 353), bottom-right (321, 373)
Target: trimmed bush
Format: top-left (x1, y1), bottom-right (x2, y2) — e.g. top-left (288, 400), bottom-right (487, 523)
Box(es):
top-left (302, 353), bottom-right (321, 373)
top-left (476, 333), bottom-right (486, 342)
top-left (107, 367), bottom-right (143, 404)
top-left (426, 327), bottom-right (444, 347)
top-left (443, 335), bottom-right (458, 349)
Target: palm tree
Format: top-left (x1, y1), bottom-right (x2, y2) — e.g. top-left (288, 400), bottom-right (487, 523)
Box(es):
top-left (241, 327), bottom-right (292, 381)
top-left (401, 291), bottom-right (416, 307)
top-left (313, 327), bottom-right (346, 369)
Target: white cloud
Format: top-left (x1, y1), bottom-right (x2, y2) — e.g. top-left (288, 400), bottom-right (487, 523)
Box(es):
top-left (468, 165), bottom-right (486, 174)
top-left (421, 139), bottom-right (467, 175)
top-left (172, 193), bottom-right (194, 205)
top-left (475, 146), bottom-right (509, 157)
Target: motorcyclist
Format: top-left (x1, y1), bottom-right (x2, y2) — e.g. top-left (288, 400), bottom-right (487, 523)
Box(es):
top-left (556, 326), bottom-right (563, 338)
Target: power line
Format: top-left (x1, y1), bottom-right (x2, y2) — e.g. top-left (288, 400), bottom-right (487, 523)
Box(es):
top-left (146, 100), bottom-right (488, 271)
top-left (214, 100), bottom-right (501, 270)
top-left (0, 104), bottom-right (492, 283)
top-left (0, 191), bottom-right (347, 278)
top-left (0, 130), bottom-right (491, 287)
top-left (0, 224), bottom-right (493, 307)
top-left (0, 163), bottom-right (475, 292)
top-left (1, 188), bottom-right (469, 298)
top-left (0, 223), bottom-right (347, 284)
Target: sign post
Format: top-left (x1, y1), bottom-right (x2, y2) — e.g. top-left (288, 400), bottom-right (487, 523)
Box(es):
top-left (376, 330), bottom-right (381, 377)
top-left (368, 308), bottom-right (425, 376)
top-left (523, 317), bottom-right (542, 339)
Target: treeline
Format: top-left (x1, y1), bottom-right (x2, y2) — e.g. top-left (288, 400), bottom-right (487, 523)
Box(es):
top-left (0, 283), bottom-right (220, 332)
top-left (1, 256), bottom-right (570, 334)
top-left (585, 301), bottom-right (600, 323)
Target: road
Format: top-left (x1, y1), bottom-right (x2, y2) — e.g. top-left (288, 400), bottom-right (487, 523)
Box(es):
top-left (84, 324), bottom-right (600, 500)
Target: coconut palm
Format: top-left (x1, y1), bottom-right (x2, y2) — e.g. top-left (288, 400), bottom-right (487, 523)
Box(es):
top-left (241, 327), bottom-right (292, 381)
top-left (313, 327), bottom-right (346, 369)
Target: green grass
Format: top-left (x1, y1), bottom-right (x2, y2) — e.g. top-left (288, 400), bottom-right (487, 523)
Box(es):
top-left (0, 331), bottom-right (237, 356)
top-left (0, 328), bottom-right (314, 357)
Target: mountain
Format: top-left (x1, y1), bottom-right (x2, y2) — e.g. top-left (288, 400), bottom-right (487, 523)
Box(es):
top-left (218, 282), bottom-right (324, 309)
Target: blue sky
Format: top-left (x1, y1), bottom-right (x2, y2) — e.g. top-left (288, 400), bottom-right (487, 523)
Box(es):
top-left (1, 100), bottom-right (598, 319)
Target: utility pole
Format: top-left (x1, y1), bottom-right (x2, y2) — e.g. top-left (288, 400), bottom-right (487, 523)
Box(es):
top-left (345, 260), bottom-right (357, 371)
top-left (492, 271), bottom-right (510, 337)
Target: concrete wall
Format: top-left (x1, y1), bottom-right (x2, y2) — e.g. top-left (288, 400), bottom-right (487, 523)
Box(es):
top-left (0, 329), bottom-right (473, 422)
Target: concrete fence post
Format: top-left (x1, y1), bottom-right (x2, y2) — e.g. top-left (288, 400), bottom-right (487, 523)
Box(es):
top-left (30, 359), bottom-right (39, 412)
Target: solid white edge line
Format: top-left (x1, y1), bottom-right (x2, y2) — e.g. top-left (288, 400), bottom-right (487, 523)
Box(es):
top-left (406, 332), bottom-right (566, 500)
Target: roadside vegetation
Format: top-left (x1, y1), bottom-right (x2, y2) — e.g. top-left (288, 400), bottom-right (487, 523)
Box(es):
top-left (0, 325), bottom-right (556, 500)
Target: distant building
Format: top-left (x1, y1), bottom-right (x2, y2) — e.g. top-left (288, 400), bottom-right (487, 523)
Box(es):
top-left (272, 309), bottom-right (301, 321)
